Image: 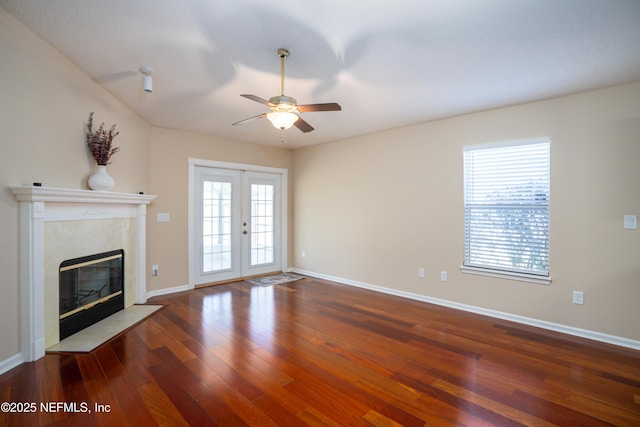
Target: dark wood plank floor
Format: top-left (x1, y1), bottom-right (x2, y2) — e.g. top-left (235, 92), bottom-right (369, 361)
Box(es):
top-left (1, 276), bottom-right (639, 426)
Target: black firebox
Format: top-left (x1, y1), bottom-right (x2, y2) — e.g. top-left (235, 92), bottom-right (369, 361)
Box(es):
top-left (58, 249), bottom-right (124, 340)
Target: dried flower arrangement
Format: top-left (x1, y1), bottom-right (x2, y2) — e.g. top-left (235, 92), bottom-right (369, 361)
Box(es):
top-left (86, 112), bottom-right (120, 165)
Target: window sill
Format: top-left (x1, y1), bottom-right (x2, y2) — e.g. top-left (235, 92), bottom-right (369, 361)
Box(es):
top-left (460, 266), bottom-right (551, 285)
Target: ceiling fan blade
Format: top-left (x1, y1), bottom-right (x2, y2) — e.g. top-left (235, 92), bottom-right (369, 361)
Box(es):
top-left (297, 103), bottom-right (342, 113)
top-left (232, 113), bottom-right (267, 126)
top-left (240, 94), bottom-right (271, 106)
top-left (294, 117), bottom-right (314, 133)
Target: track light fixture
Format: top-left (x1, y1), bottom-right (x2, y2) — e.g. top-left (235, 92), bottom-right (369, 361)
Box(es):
top-left (139, 66), bottom-right (153, 93)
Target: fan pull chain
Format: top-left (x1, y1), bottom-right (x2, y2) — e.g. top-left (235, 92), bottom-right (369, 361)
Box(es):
top-left (281, 130), bottom-right (285, 144)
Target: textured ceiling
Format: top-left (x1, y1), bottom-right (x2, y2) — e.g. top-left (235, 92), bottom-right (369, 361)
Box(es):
top-left (2, 0), bottom-right (640, 148)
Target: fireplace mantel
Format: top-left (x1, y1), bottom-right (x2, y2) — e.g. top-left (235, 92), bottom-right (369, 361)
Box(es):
top-left (11, 186), bottom-right (156, 205)
top-left (10, 186), bottom-right (156, 362)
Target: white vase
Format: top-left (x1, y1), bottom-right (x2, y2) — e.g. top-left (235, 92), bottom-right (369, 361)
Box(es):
top-left (88, 165), bottom-right (115, 191)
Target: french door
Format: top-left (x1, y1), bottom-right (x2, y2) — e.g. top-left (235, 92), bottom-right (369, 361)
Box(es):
top-left (192, 164), bottom-right (283, 285)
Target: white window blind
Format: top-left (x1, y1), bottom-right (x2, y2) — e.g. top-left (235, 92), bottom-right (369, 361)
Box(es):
top-left (463, 140), bottom-right (550, 277)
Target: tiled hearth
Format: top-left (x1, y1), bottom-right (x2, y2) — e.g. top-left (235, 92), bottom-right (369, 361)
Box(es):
top-left (10, 186), bottom-right (155, 362)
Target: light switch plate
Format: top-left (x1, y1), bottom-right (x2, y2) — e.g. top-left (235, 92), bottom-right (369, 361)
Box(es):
top-left (624, 215), bottom-right (637, 230)
top-left (157, 213), bottom-right (170, 222)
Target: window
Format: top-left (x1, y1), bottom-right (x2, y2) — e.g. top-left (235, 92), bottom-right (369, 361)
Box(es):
top-left (463, 139), bottom-right (550, 282)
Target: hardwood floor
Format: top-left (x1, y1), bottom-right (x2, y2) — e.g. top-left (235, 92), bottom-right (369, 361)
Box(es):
top-left (1, 276), bottom-right (639, 426)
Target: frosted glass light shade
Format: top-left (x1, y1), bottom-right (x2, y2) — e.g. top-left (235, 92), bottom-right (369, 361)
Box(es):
top-left (267, 111), bottom-right (298, 130)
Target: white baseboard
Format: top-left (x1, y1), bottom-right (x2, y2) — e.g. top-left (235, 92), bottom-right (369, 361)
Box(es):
top-left (145, 284), bottom-right (190, 300)
top-left (0, 353), bottom-right (24, 376)
top-left (3, 271), bottom-right (636, 375)
top-left (291, 268), bottom-right (640, 351)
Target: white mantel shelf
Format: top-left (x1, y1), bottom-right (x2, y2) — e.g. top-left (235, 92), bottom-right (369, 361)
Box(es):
top-left (11, 186), bottom-right (156, 205)
top-left (10, 186), bottom-right (156, 363)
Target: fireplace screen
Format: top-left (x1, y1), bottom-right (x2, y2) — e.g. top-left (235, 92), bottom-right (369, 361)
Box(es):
top-left (59, 249), bottom-right (124, 340)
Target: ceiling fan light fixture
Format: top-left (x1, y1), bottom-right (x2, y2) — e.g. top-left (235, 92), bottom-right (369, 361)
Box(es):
top-left (233, 48), bottom-right (340, 134)
top-left (267, 111), bottom-right (298, 130)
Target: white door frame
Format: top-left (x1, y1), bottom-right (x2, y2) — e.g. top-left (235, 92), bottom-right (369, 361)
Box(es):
top-left (188, 158), bottom-right (288, 289)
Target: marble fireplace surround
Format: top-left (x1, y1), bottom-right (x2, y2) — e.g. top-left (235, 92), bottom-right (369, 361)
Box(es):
top-left (11, 186), bottom-right (156, 362)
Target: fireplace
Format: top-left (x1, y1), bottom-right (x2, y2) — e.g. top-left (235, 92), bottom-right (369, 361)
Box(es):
top-left (11, 186), bottom-right (156, 361)
top-left (59, 249), bottom-right (125, 340)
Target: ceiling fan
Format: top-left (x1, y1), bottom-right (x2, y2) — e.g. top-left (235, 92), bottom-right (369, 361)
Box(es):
top-left (233, 48), bottom-right (341, 133)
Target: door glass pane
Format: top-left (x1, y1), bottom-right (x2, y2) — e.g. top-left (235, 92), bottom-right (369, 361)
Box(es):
top-left (203, 180), bottom-right (233, 273)
top-left (251, 183), bottom-right (274, 266)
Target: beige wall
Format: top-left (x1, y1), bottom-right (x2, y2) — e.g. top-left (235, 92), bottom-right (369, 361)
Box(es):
top-left (293, 82), bottom-right (640, 342)
top-left (146, 127), bottom-right (293, 292)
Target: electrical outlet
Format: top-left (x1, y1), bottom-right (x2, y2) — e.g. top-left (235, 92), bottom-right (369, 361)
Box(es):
top-left (152, 264), bottom-right (158, 276)
top-left (572, 291), bottom-right (584, 305)
top-left (418, 267), bottom-right (425, 278)
top-left (440, 271), bottom-right (448, 282)
top-left (301, 250), bottom-right (306, 259)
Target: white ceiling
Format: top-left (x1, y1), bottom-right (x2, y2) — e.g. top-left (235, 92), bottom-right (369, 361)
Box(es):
top-left (3, 0), bottom-right (640, 148)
